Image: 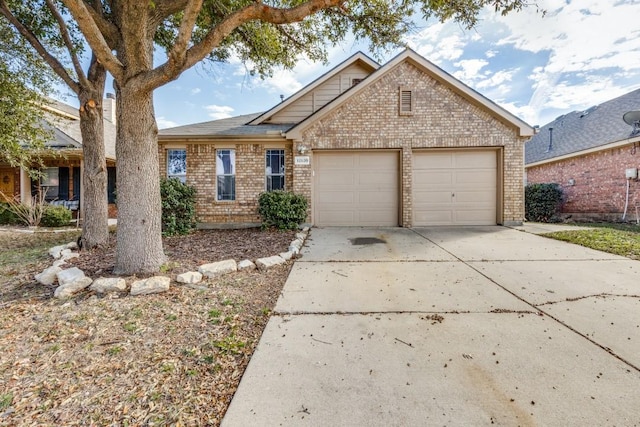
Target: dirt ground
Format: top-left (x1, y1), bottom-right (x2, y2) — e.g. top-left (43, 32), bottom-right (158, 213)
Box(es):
top-left (0, 227), bottom-right (296, 426)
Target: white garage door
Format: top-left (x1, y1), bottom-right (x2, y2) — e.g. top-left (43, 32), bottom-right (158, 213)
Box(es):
top-left (413, 150), bottom-right (497, 226)
top-left (314, 152), bottom-right (399, 226)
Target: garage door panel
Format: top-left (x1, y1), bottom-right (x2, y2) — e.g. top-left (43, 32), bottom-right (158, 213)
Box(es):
top-left (318, 190), bottom-right (354, 204)
top-left (358, 171), bottom-right (397, 186)
top-left (454, 191), bottom-right (495, 204)
top-left (414, 152), bottom-right (454, 169)
top-left (455, 209), bottom-right (496, 225)
top-left (455, 170), bottom-right (495, 184)
top-left (315, 152), bottom-right (398, 226)
top-left (413, 150), bottom-right (497, 226)
top-left (415, 171), bottom-right (453, 185)
top-left (414, 190), bottom-right (452, 204)
top-left (316, 154), bottom-right (355, 169)
top-left (316, 210), bottom-right (355, 225)
top-left (454, 152), bottom-right (496, 168)
top-left (414, 210), bottom-right (453, 224)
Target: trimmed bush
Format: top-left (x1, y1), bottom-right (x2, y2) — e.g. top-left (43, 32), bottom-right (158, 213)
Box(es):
top-left (525, 183), bottom-right (564, 222)
top-left (0, 202), bottom-right (21, 225)
top-left (41, 205), bottom-right (72, 227)
top-left (161, 178), bottom-right (196, 236)
top-left (258, 191), bottom-right (308, 230)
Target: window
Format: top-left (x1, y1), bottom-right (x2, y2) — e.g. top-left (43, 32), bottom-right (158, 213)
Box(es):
top-left (399, 87), bottom-right (413, 115)
top-left (41, 167), bottom-right (59, 200)
top-left (216, 149), bottom-right (236, 201)
top-left (167, 149), bottom-right (187, 182)
top-left (265, 149), bottom-right (285, 191)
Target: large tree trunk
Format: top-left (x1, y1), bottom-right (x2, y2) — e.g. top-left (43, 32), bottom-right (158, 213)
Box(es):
top-left (113, 84), bottom-right (165, 274)
top-left (78, 84), bottom-right (109, 249)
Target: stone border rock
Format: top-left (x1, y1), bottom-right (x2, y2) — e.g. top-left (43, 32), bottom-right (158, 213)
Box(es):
top-left (35, 227), bottom-right (310, 299)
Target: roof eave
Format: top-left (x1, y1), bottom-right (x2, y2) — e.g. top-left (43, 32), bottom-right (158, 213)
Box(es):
top-left (158, 133), bottom-right (287, 141)
top-left (526, 135), bottom-right (640, 167)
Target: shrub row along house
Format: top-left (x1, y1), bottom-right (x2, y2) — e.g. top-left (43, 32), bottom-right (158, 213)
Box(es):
top-left (0, 97), bottom-right (118, 219)
top-left (525, 88), bottom-right (640, 222)
top-left (159, 49), bottom-right (533, 228)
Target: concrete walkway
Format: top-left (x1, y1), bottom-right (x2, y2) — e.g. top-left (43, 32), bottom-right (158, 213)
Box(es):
top-left (223, 226), bottom-right (640, 426)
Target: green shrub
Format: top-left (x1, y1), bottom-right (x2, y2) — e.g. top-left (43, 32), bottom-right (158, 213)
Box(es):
top-left (258, 191), bottom-right (308, 230)
top-left (525, 183), bottom-right (564, 222)
top-left (161, 178), bottom-right (196, 236)
top-left (41, 205), bottom-right (72, 227)
top-left (0, 202), bottom-right (21, 225)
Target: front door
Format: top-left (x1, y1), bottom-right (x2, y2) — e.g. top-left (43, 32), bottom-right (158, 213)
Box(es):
top-left (0, 169), bottom-right (15, 202)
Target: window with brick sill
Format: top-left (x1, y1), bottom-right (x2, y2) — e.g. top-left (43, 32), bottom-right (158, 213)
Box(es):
top-left (265, 149), bottom-right (285, 191)
top-left (216, 149), bottom-right (236, 201)
top-left (167, 149), bottom-right (187, 183)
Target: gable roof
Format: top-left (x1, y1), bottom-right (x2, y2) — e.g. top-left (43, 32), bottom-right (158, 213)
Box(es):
top-left (159, 49), bottom-right (532, 141)
top-left (158, 113), bottom-right (291, 139)
top-left (41, 98), bottom-right (117, 160)
top-left (247, 52), bottom-right (380, 125)
top-left (525, 88), bottom-right (640, 166)
top-left (285, 48), bottom-right (533, 140)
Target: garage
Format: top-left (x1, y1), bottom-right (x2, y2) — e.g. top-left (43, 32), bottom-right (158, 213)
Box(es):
top-left (314, 151), bottom-right (399, 226)
top-left (413, 150), bottom-right (498, 226)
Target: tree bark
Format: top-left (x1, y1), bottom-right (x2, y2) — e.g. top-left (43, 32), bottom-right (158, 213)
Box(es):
top-left (78, 85), bottom-right (109, 248)
top-left (113, 83), bottom-right (165, 274)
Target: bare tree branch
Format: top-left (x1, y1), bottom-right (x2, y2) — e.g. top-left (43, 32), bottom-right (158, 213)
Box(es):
top-left (44, 0), bottom-right (89, 88)
top-left (140, 0), bottom-right (345, 92)
top-left (0, 0), bottom-right (80, 94)
top-left (163, 0), bottom-right (203, 80)
top-left (61, 0), bottom-right (124, 82)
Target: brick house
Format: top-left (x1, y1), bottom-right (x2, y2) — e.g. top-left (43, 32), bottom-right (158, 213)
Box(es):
top-left (0, 97), bottom-right (118, 218)
top-left (525, 88), bottom-right (640, 222)
top-left (158, 49), bottom-right (533, 228)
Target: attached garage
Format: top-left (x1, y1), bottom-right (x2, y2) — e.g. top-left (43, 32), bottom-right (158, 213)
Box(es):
top-left (413, 150), bottom-right (498, 226)
top-left (314, 151), bottom-right (399, 226)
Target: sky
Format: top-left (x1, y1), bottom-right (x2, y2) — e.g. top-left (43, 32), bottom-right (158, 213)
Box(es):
top-left (66, 0), bottom-right (640, 130)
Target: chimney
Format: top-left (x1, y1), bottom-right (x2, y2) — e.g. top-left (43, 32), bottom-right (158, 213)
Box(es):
top-left (103, 92), bottom-right (116, 124)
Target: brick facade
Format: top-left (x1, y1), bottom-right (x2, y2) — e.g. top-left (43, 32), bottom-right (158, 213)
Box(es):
top-left (298, 62), bottom-right (525, 226)
top-left (159, 58), bottom-right (528, 227)
top-left (159, 142), bottom-right (293, 224)
top-left (526, 143), bottom-right (640, 221)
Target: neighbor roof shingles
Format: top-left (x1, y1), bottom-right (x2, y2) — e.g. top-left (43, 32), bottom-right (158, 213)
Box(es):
top-left (525, 88), bottom-right (640, 165)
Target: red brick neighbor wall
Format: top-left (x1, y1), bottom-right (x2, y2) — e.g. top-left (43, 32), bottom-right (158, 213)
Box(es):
top-left (298, 61), bottom-right (526, 226)
top-left (526, 144), bottom-right (640, 221)
top-left (159, 142), bottom-right (293, 225)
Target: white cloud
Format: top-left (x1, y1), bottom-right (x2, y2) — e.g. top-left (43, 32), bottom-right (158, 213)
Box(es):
top-left (205, 105), bottom-right (234, 120)
top-left (191, 88), bottom-right (201, 95)
top-left (453, 59), bottom-right (489, 82)
top-left (476, 69), bottom-right (517, 90)
top-left (405, 23), bottom-right (466, 64)
top-left (156, 117), bottom-right (178, 129)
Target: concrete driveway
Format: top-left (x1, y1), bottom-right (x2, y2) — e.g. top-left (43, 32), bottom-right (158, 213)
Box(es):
top-left (223, 226), bottom-right (640, 426)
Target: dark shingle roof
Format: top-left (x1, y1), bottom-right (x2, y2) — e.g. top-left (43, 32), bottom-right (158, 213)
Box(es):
top-left (158, 113), bottom-right (292, 138)
top-left (525, 88), bottom-right (640, 164)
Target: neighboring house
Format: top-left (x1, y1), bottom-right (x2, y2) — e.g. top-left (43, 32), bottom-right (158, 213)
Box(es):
top-left (158, 49), bottom-right (533, 228)
top-left (525, 88), bottom-right (640, 222)
top-left (0, 96), bottom-right (118, 218)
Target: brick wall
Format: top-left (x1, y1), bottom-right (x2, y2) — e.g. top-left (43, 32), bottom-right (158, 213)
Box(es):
top-left (299, 61), bottom-right (526, 226)
top-left (159, 142), bottom-right (293, 224)
top-left (526, 144), bottom-right (640, 221)
top-left (158, 61), bottom-right (527, 227)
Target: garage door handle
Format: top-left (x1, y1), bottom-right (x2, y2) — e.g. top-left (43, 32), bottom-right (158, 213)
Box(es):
top-left (451, 193), bottom-right (455, 197)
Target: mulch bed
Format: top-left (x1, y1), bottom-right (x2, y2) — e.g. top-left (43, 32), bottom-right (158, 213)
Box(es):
top-left (70, 228), bottom-right (297, 277)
